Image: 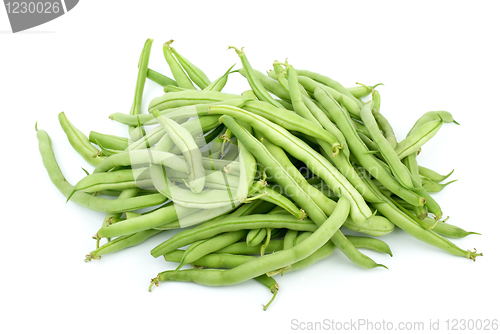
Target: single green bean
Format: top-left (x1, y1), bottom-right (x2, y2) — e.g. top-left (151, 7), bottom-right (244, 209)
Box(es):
top-left (146, 68), bottom-right (177, 87)
top-left (228, 46), bottom-right (283, 109)
top-left (163, 40), bottom-right (196, 90)
top-left (58, 112), bottom-right (104, 167)
top-left (395, 119), bottom-right (444, 159)
top-left (360, 102), bottom-right (413, 188)
top-left (418, 166), bottom-right (454, 183)
top-left (89, 131), bottom-right (130, 150)
top-left (148, 90), bottom-right (243, 112)
top-left (170, 43), bottom-right (211, 89)
top-left (37, 129), bottom-right (167, 213)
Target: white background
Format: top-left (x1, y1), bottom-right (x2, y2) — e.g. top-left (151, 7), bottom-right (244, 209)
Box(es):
top-left (1, 1), bottom-right (499, 333)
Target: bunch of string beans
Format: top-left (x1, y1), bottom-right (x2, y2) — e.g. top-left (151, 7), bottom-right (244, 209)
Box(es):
top-left (36, 39), bottom-right (481, 310)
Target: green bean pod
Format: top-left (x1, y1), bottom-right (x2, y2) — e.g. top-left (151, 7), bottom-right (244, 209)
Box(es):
top-left (299, 76), bottom-right (361, 118)
top-left (129, 38), bottom-right (153, 140)
top-left (418, 166), bottom-right (454, 183)
top-left (150, 214), bottom-right (317, 257)
top-left (170, 44), bottom-right (211, 89)
top-left (228, 46), bottom-right (283, 109)
top-left (148, 90), bottom-right (243, 112)
top-left (295, 69), bottom-right (363, 108)
top-left (395, 119), bottom-right (444, 159)
top-left (89, 131), bottom-right (130, 151)
top-left (58, 112), bottom-right (104, 167)
top-left (37, 129), bottom-right (167, 213)
top-left (346, 83), bottom-right (384, 98)
top-left (360, 102), bottom-right (413, 188)
top-left (204, 64), bottom-right (235, 92)
top-left (422, 179), bottom-right (457, 193)
top-left (162, 40), bottom-right (196, 90)
top-left (176, 230), bottom-right (247, 270)
top-left (153, 110), bottom-right (206, 193)
top-left (237, 68), bottom-right (291, 101)
top-left (146, 68), bottom-right (177, 87)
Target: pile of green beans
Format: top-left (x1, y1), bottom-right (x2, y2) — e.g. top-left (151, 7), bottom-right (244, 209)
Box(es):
top-left (36, 39), bottom-right (481, 310)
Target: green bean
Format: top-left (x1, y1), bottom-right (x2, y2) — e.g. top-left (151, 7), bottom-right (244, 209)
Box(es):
top-left (69, 168), bottom-right (152, 197)
top-left (146, 68), bottom-right (177, 87)
top-left (97, 202), bottom-right (191, 238)
top-left (162, 40), bottom-right (196, 90)
top-left (220, 116), bottom-right (385, 269)
top-left (347, 83), bottom-right (383, 98)
top-left (360, 101), bottom-right (413, 188)
top-left (150, 197), bottom-right (351, 288)
top-left (430, 219), bottom-right (480, 239)
top-left (395, 119), bottom-right (444, 159)
top-left (86, 229), bottom-right (163, 262)
top-left (302, 93), bottom-right (350, 158)
top-left (284, 64), bottom-right (345, 153)
top-left (127, 115), bottom-right (220, 152)
top-left (345, 236), bottom-right (393, 256)
top-left (37, 129), bottom-right (167, 213)
top-left (148, 90), bottom-right (243, 112)
top-left (418, 166), bottom-right (454, 183)
top-left (275, 98), bottom-right (294, 110)
top-left (204, 64), bottom-right (235, 92)
top-left (100, 187), bottom-right (140, 233)
top-left (176, 230), bottom-right (247, 270)
top-left (241, 90), bottom-right (257, 100)
top-left (58, 112), bottom-right (104, 167)
top-left (150, 164), bottom-right (241, 209)
top-left (166, 169), bottom-right (240, 191)
top-left (112, 99), bottom-right (249, 127)
top-left (295, 69), bottom-right (363, 108)
top-left (372, 89), bottom-right (381, 111)
top-left (315, 88), bottom-right (425, 207)
top-left (373, 111), bottom-right (397, 149)
top-left (150, 214), bottom-right (317, 257)
top-left (129, 39), bottom-right (153, 140)
top-left (294, 231), bottom-right (313, 246)
top-left (93, 149), bottom-right (188, 174)
top-left (246, 228), bottom-right (267, 247)
top-left (163, 85), bottom-right (187, 93)
top-left (216, 240), bottom-right (284, 255)
top-left (170, 43), bottom-right (211, 89)
top-left (283, 229), bottom-right (299, 250)
top-left (153, 110), bottom-right (206, 193)
top-left (254, 187), bottom-right (306, 220)
top-left (422, 179), bottom-right (457, 193)
top-left (228, 46), bottom-right (284, 109)
top-left (237, 137), bottom-right (257, 202)
top-left (237, 68), bottom-right (291, 101)
top-left (299, 76), bottom-right (361, 118)
top-left (403, 152), bottom-right (422, 186)
top-left (89, 131), bottom-right (130, 151)
top-left (407, 111), bottom-right (458, 136)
